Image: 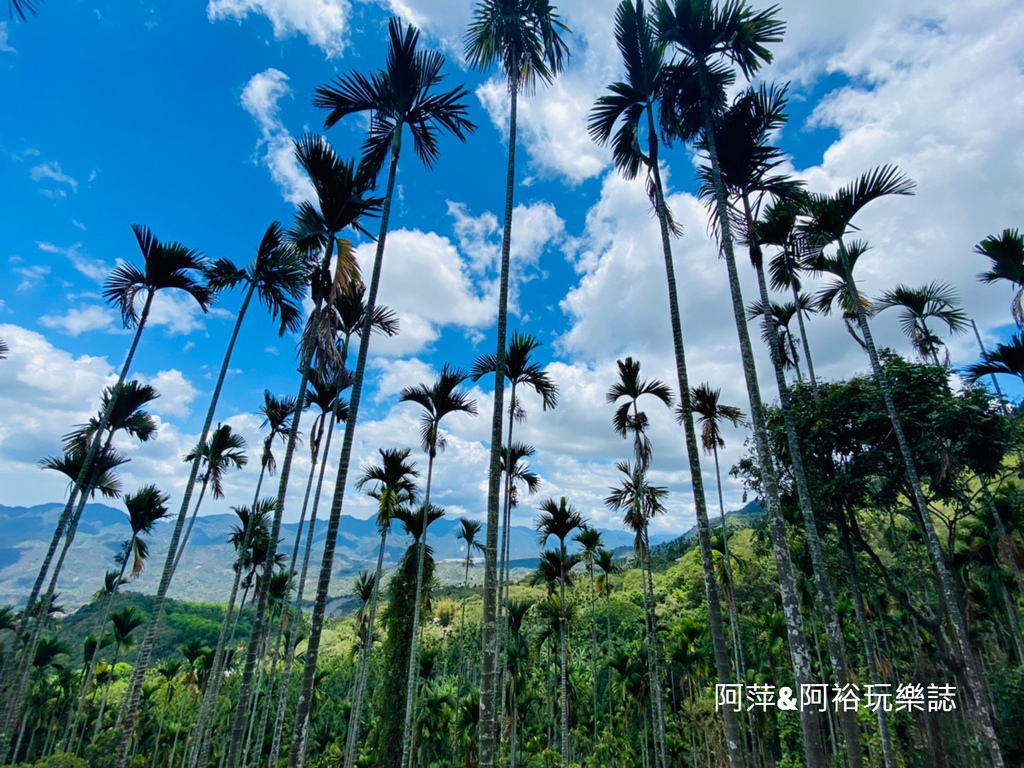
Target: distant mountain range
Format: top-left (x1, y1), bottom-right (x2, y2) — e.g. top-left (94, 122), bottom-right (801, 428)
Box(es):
top-left (0, 503), bottom-right (681, 611)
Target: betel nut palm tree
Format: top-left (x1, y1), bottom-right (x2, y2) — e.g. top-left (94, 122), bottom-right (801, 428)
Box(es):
top-left (687, 384), bottom-right (747, 678)
top-left (218, 139), bottom-right (381, 768)
top-left (464, 5), bottom-right (569, 760)
top-left (975, 228), bottom-right (1024, 328)
top-left (705, 80), bottom-right (867, 768)
top-left (654, 2), bottom-right (826, 763)
top-left (113, 222), bottom-right (306, 766)
top-left (605, 355), bottom-right (672, 768)
top-left (470, 330), bottom-right (557, 718)
top-left (874, 281), bottom-right (968, 366)
top-left (801, 164), bottom-right (1005, 767)
top-left (535, 497), bottom-right (584, 765)
top-left (171, 423), bottom-right (249, 579)
top-left (341, 448), bottom-right (420, 768)
top-left (589, 4), bottom-right (745, 765)
top-left (8, 0), bottom-right (39, 21)
top-left (398, 365), bottom-right (477, 768)
top-left (0, 226), bottom-right (208, 738)
top-left (289, 22), bottom-right (474, 766)
top-left (4, 240), bottom-right (206, 759)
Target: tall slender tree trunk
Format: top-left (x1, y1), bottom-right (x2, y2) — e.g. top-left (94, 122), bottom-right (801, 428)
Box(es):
top-left (745, 196), bottom-right (863, 768)
top-left (289, 133), bottom-right (404, 768)
top-left (113, 282), bottom-right (255, 768)
top-left (713, 447), bottom-right (745, 684)
top-left (454, 546), bottom-right (473, 765)
top-left (837, 237), bottom-right (1005, 767)
top-left (479, 76), bottom-right (518, 768)
top-left (559, 564), bottom-right (570, 765)
top-left (400, 454), bottom-right (436, 768)
top-left (11, 421), bottom-right (128, 761)
top-left (92, 646), bottom-right (122, 739)
top-left (169, 475), bottom-right (212, 581)
top-left (588, 559), bottom-right (598, 746)
top-left (840, 520), bottom-right (895, 768)
top-left (341, 522), bottom-right (389, 768)
top-left (495, 381), bottom-right (518, 742)
top-left (167, 687), bottom-right (191, 768)
top-left (272, 409), bottom-right (338, 768)
top-left (187, 464), bottom-right (268, 768)
top-left (969, 319), bottom-right (1005, 403)
top-left (639, 521), bottom-right (666, 768)
top-left (0, 292), bottom-right (154, 756)
top-left (645, 104), bottom-right (746, 768)
top-left (225, 265), bottom-right (325, 768)
top-left (792, 283), bottom-right (818, 394)
top-left (697, 65), bottom-right (825, 768)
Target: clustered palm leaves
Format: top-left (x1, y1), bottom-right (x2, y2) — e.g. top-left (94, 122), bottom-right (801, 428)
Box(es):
top-left (4, 3), bottom-right (1023, 768)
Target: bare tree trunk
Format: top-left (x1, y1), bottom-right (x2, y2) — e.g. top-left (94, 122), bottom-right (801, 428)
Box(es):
top-left (745, 207), bottom-right (863, 768)
top-left (645, 102), bottom-right (746, 768)
top-left (113, 283), bottom-right (256, 768)
top-left (400, 454), bottom-right (436, 768)
top-left (697, 64), bottom-right (825, 767)
top-left (272, 409), bottom-right (337, 768)
top-left (479, 77), bottom-right (518, 768)
top-left (840, 520), bottom-right (895, 768)
top-left (186, 463), bottom-right (269, 768)
top-left (837, 236), bottom-right (1005, 767)
top-left (289, 133), bottom-right (403, 768)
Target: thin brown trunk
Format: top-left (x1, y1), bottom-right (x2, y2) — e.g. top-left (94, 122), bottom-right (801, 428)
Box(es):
top-left (479, 76), bottom-right (518, 768)
top-left (697, 63), bottom-right (825, 767)
top-left (290, 133), bottom-right (404, 767)
top-left (645, 100), bottom-right (744, 768)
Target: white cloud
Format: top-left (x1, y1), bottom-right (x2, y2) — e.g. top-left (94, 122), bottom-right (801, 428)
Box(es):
top-left (39, 305), bottom-right (117, 336)
top-left (71, 219), bottom-right (87, 231)
top-left (147, 291), bottom-right (210, 336)
top-left (208, 0), bottom-right (350, 57)
top-left (36, 241), bottom-right (109, 282)
top-left (138, 369), bottom-right (200, 418)
top-left (446, 199), bottom-right (565, 315)
top-left (13, 264), bottom-right (49, 292)
top-left (29, 161), bottom-right (79, 193)
top-left (375, 0), bottom-right (475, 56)
top-left (0, 22), bottom-right (15, 53)
top-left (240, 68), bottom-right (315, 205)
top-left (0, 325), bottom-right (118, 501)
top-left (353, 228), bottom-right (495, 357)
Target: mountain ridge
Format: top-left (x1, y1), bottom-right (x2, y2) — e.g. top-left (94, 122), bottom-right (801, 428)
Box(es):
top-left (0, 502), bottom-right (682, 610)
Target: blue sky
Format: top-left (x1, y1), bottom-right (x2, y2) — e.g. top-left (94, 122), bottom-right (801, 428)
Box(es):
top-left (1, 0), bottom-right (1023, 539)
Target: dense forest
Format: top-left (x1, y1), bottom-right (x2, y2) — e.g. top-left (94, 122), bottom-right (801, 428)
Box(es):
top-left (0, 0), bottom-right (1022, 767)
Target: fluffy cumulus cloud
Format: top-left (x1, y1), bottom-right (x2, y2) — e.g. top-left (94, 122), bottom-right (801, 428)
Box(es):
top-left (147, 291), bottom-right (216, 336)
top-left (353, 228), bottom-right (496, 356)
top-left (0, 325), bottom-right (118, 501)
top-left (791, 0), bottom-right (1024, 346)
top-left (241, 68), bottom-right (316, 205)
top-left (208, 0), bottom-right (350, 57)
top-left (448, 199), bottom-right (565, 309)
top-left (39, 305), bottom-right (117, 336)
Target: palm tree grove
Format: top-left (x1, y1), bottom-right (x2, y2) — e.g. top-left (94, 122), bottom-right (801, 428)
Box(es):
top-left (3, 1), bottom-right (1024, 767)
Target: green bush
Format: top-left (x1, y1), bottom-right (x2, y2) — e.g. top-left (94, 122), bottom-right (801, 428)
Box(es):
top-left (28, 754), bottom-right (89, 768)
